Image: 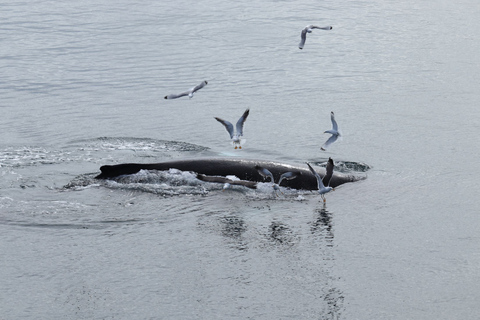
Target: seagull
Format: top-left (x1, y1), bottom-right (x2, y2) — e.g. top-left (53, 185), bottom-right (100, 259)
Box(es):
top-left (299, 25), bottom-right (332, 49)
top-left (215, 109), bottom-right (249, 149)
top-left (255, 165), bottom-right (300, 193)
top-left (164, 80), bottom-right (208, 99)
top-left (196, 174), bottom-right (257, 190)
top-left (307, 159), bottom-right (334, 202)
top-left (321, 111), bottom-right (341, 151)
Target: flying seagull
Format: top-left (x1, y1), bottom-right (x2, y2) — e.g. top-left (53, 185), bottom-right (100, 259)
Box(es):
top-left (299, 25), bottom-right (332, 49)
top-left (307, 158), bottom-right (334, 202)
top-left (164, 80), bottom-right (208, 99)
top-left (321, 111), bottom-right (341, 151)
top-left (215, 109), bottom-right (250, 149)
top-left (196, 173), bottom-right (257, 190)
top-left (255, 165), bottom-right (300, 193)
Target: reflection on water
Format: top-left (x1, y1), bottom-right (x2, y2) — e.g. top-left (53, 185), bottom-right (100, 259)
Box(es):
top-left (311, 205), bottom-right (345, 320)
top-left (310, 205), bottom-right (334, 247)
top-left (219, 214), bottom-right (248, 251)
top-left (323, 287), bottom-right (345, 320)
top-left (268, 220), bottom-right (298, 247)
top-left (207, 203), bottom-right (345, 319)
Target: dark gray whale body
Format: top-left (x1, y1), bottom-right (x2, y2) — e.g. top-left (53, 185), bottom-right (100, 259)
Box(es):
top-left (96, 158), bottom-right (364, 190)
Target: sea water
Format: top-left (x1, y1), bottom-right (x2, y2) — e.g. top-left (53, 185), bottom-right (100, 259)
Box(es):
top-left (1, 0), bottom-right (479, 318)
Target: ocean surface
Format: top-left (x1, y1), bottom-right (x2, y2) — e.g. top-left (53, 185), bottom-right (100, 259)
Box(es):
top-left (1, 0), bottom-right (479, 319)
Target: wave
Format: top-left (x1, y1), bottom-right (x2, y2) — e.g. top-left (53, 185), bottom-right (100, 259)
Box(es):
top-left (65, 169), bottom-right (311, 200)
top-left (70, 137), bottom-right (210, 153)
top-left (0, 137), bottom-right (210, 168)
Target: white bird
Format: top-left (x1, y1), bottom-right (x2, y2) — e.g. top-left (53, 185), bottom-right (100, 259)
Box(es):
top-left (255, 165), bottom-right (300, 194)
top-left (164, 80), bottom-right (208, 99)
top-left (307, 158), bottom-right (334, 202)
top-left (299, 25), bottom-right (332, 49)
top-left (215, 109), bottom-right (249, 149)
top-left (321, 111), bottom-right (341, 151)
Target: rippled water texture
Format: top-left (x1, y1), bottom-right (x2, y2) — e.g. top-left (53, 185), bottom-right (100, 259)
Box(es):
top-left (1, 0), bottom-right (480, 319)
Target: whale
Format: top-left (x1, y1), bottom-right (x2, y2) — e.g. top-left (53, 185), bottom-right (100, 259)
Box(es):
top-left (95, 158), bottom-right (365, 190)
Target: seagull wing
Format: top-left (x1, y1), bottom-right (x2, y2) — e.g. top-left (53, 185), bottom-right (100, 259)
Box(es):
top-left (192, 80), bottom-right (208, 93)
top-left (322, 158), bottom-right (334, 187)
top-left (164, 91), bottom-right (190, 99)
top-left (255, 165), bottom-right (274, 182)
top-left (330, 111), bottom-right (338, 132)
top-left (310, 25), bottom-right (333, 30)
top-left (299, 28), bottom-right (308, 49)
top-left (278, 171), bottom-right (300, 185)
top-left (215, 117), bottom-right (234, 139)
top-left (320, 134), bottom-right (339, 151)
top-left (307, 163), bottom-right (325, 190)
top-left (235, 109), bottom-right (250, 137)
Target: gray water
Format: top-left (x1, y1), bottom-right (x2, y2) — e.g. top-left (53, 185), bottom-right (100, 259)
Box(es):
top-left (1, 0), bottom-right (479, 319)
